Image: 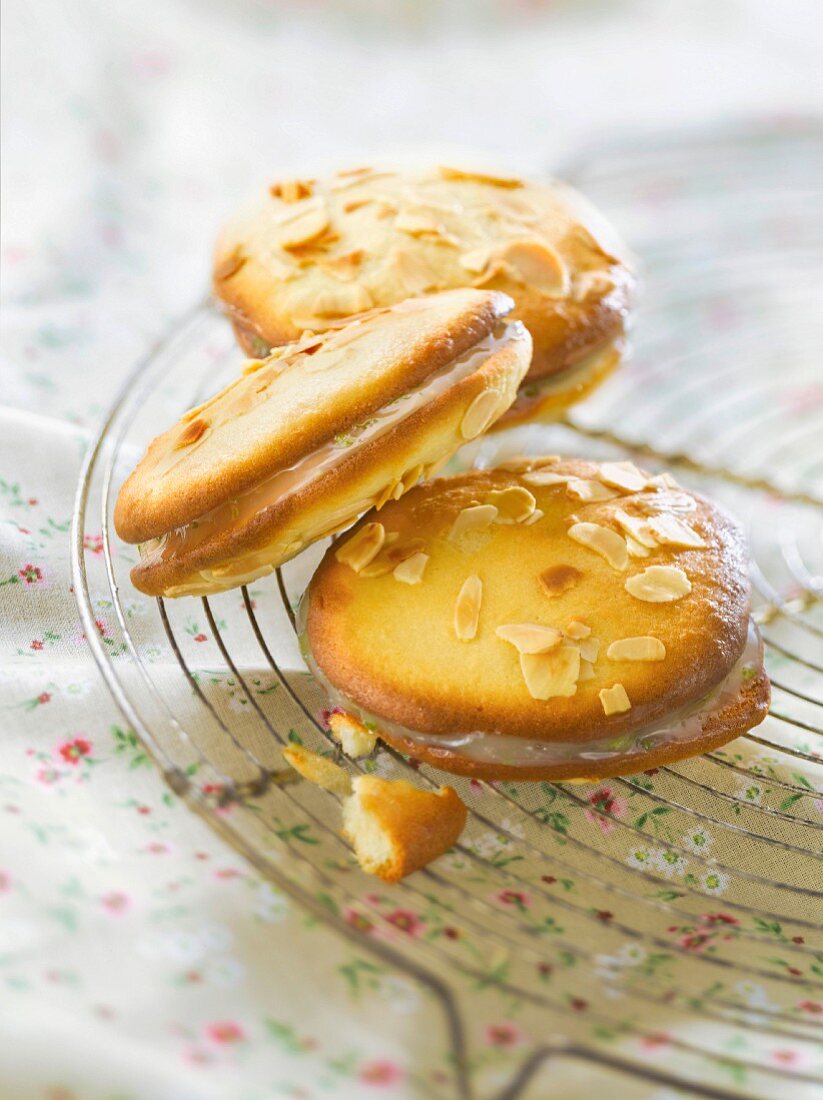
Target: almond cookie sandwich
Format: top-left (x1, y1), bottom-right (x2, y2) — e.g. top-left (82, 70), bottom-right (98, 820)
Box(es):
top-left (213, 165), bottom-right (636, 425)
top-left (114, 289), bottom-right (531, 597)
top-left (300, 458), bottom-right (770, 781)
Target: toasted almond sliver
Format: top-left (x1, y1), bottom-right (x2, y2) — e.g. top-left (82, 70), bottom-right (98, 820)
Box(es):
top-left (578, 659), bottom-right (596, 682)
top-left (521, 469), bottom-right (573, 487)
top-left (568, 522), bottom-right (629, 571)
top-left (626, 535), bottom-right (651, 559)
top-left (459, 247), bottom-right (491, 274)
top-left (275, 202), bottom-right (330, 249)
top-left (524, 509), bottom-right (545, 526)
top-left (578, 637), bottom-right (600, 664)
top-left (600, 683), bottom-right (631, 716)
top-left (613, 507), bottom-right (658, 548)
top-left (495, 238), bottom-right (569, 295)
top-left (495, 623), bottom-right (563, 654)
top-left (648, 472), bottom-right (679, 489)
top-left (498, 455), bottom-right (560, 472)
top-left (335, 522), bottom-right (385, 573)
top-left (625, 565), bottom-right (692, 603)
top-left (599, 461), bottom-right (648, 494)
top-left (565, 478), bottom-right (619, 502)
top-left (454, 575), bottom-right (482, 640)
top-left (564, 618), bottom-right (591, 640)
top-left (646, 513), bottom-right (707, 549)
top-left (439, 166), bottom-right (523, 189)
top-left (311, 283), bottom-right (373, 318)
top-left (358, 538), bottom-right (425, 578)
top-left (488, 486), bottom-right (536, 524)
top-left (520, 643), bottom-right (580, 700)
top-left (450, 503), bottom-right (499, 539)
top-left (461, 390), bottom-right (501, 440)
top-left (393, 552), bottom-right (429, 585)
top-left (395, 210), bottom-right (447, 236)
top-left (607, 636), bottom-right (667, 662)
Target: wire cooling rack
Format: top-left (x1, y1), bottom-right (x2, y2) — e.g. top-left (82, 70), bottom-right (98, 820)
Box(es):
top-left (72, 123), bottom-right (823, 1099)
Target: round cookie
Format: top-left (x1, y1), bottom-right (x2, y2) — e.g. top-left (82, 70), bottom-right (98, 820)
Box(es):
top-left (213, 165), bottom-right (635, 399)
top-left (115, 289), bottom-right (531, 598)
top-left (302, 458), bottom-right (769, 781)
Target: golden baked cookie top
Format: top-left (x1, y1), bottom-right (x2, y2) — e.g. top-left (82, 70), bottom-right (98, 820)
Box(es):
top-left (214, 165), bottom-right (635, 379)
top-left (305, 458), bottom-right (753, 746)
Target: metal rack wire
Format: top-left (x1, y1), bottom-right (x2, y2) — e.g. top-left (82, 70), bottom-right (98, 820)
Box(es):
top-left (72, 124), bottom-right (823, 1099)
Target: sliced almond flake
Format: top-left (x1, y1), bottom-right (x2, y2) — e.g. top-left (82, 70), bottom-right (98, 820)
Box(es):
top-left (488, 486), bottom-right (536, 524)
top-left (318, 250), bottom-right (364, 280)
top-left (613, 508), bottom-right (658, 549)
top-left (460, 390), bottom-right (501, 440)
top-left (270, 178), bottom-right (315, 203)
top-left (498, 455), bottom-right (560, 472)
top-left (599, 461), bottom-right (649, 494)
top-left (565, 478), bottom-right (619, 502)
top-left (524, 509), bottom-right (545, 526)
top-left (607, 636), bottom-right (666, 662)
top-left (391, 248), bottom-right (439, 294)
top-left (578, 660), bottom-right (596, 682)
top-left (358, 538), bottom-right (424, 578)
top-left (395, 210), bottom-right (447, 237)
top-left (335, 522), bottom-right (385, 573)
top-left (600, 683), bottom-right (631, 716)
top-left (539, 564), bottom-right (582, 599)
top-left (401, 464), bottom-right (425, 493)
top-left (374, 481), bottom-right (396, 511)
top-left (495, 239), bottom-right (569, 295)
top-left (648, 472), bottom-right (679, 490)
top-left (564, 618), bottom-right (591, 640)
top-left (578, 637), bottom-right (600, 664)
top-left (214, 248), bottom-right (247, 282)
top-left (174, 417), bottom-right (208, 450)
top-left (391, 480), bottom-right (406, 501)
top-left (625, 565), bottom-right (692, 603)
top-left (439, 166), bottom-right (523, 189)
top-left (646, 513), bottom-right (707, 549)
top-left (459, 247), bottom-right (491, 274)
top-left (520, 643), bottom-right (580, 700)
top-left (454, 575), bottom-right (483, 641)
top-left (626, 536), bottom-right (651, 559)
top-left (521, 469), bottom-right (573, 487)
top-left (568, 522), bottom-right (628, 571)
top-left (274, 201), bottom-right (330, 249)
top-left (311, 283), bottom-right (373, 318)
top-left (393, 552), bottom-right (429, 585)
top-left (449, 503), bottom-right (499, 539)
top-left (495, 623), bottom-right (563, 654)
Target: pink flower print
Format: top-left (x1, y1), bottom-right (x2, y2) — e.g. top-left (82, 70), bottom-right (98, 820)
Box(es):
top-left (206, 1021), bottom-right (246, 1044)
top-left (144, 842), bottom-right (169, 855)
top-left (496, 889), bottom-right (531, 911)
top-left (193, 633), bottom-right (207, 643)
top-left (344, 908), bottom-right (375, 935)
top-left (641, 1031), bottom-right (672, 1050)
top-left (679, 931), bottom-right (712, 952)
top-left (358, 1060), bottom-right (405, 1086)
top-left (584, 786), bottom-right (627, 833)
top-left (83, 534), bottom-right (103, 555)
top-left (19, 563), bottom-right (42, 584)
top-left (101, 891), bottom-right (130, 914)
top-left (384, 909), bottom-right (423, 936)
top-left (37, 692), bottom-right (51, 705)
top-left (58, 737), bottom-right (92, 765)
top-left (702, 912), bottom-right (739, 927)
top-left (30, 640), bottom-right (43, 651)
top-left (36, 766), bottom-right (61, 786)
top-left (798, 1000), bottom-right (822, 1015)
top-left (484, 1022), bottom-right (524, 1048)
top-left (0, 871), bottom-right (10, 893)
top-left (771, 1049), bottom-right (800, 1067)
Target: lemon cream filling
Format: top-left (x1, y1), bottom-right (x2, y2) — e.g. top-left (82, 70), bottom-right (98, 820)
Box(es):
top-left (138, 322), bottom-right (521, 574)
top-left (300, 617), bottom-right (763, 769)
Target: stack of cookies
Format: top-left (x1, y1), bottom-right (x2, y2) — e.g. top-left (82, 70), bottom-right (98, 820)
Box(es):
top-left (115, 165), bottom-right (768, 882)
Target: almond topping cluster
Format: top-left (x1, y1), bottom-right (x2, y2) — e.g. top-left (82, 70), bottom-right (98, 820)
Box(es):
top-left (449, 486), bottom-right (537, 540)
top-left (336, 522), bottom-right (429, 586)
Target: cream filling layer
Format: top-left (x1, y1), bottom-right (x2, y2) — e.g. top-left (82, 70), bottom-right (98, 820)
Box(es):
top-left (300, 617), bottom-right (764, 768)
top-left (139, 322), bottom-right (520, 574)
